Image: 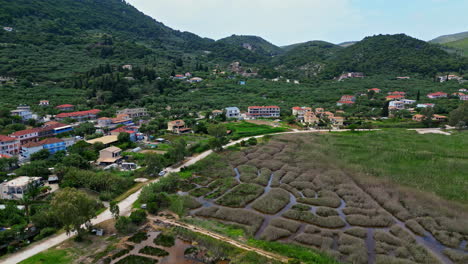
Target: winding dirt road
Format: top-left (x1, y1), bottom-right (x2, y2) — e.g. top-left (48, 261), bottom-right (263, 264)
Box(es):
top-left (1, 128), bottom-right (378, 264)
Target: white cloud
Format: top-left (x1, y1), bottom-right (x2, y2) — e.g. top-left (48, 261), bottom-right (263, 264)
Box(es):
top-left (126, 0), bottom-right (363, 45)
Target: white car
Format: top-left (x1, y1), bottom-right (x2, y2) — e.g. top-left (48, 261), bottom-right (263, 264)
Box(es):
top-left (158, 170), bottom-right (166, 177)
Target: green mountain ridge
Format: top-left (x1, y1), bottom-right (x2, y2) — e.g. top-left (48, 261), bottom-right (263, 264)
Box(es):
top-left (442, 37), bottom-right (468, 57)
top-left (0, 0), bottom-right (466, 82)
top-left (430, 31), bottom-right (468, 44)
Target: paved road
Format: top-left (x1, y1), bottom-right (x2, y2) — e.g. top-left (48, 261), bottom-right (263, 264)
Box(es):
top-left (1, 128), bottom-right (378, 264)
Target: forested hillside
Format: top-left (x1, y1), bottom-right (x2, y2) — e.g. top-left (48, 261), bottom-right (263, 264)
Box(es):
top-left (0, 0), bottom-right (466, 82)
top-left (217, 35), bottom-right (284, 57)
top-left (322, 34), bottom-right (466, 77)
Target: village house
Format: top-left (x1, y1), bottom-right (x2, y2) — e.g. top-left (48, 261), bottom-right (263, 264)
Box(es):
top-left (21, 138), bottom-right (67, 159)
top-left (402, 99), bottom-right (416, 105)
top-left (0, 176), bottom-right (42, 200)
top-left (303, 112), bottom-right (319, 124)
top-left (459, 88), bottom-right (468, 92)
top-left (432, 115), bottom-right (447, 121)
top-left (173, 74), bottom-right (186, 80)
top-left (55, 109), bottom-right (101, 122)
top-left (331, 116), bottom-right (345, 126)
top-left (396, 77), bottom-right (411, 80)
top-left (386, 95), bottom-right (405, 101)
top-left (337, 95), bottom-right (356, 106)
top-left (247, 106), bottom-right (280, 118)
top-left (11, 105), bottom-right (34, 121)
top-left (315, 108), bottom-right (325, 115)
top-left (117, 108), bottom-right (149, 119)
top-left (0, 135), bottom-right (20, 156)
top-left (225, 107), bottom-right (241, 119)
top-left (167, 120), bottom-right (191, 134)
top-left (110, 126), bottom-right (141, 142)
top-left (388, 91), bottom-right (406, 96)
top-left (97, 146), bottom-right (122, 165)
top-left (3, 27), bottom-right (13, 32)
top-left (427, 92), bottom-right (448, 99)
top-left (412, 114), bottom-right (425, 122)
top-left (389, 101), bottom-right (405, 110)
top-left (368, 88), bottom-right (381, 93)
top-left (122, 64), bottom-right (133, 70)
top-left (40, 121), bottom-right (73, 137)
top-left (39, 100), bottom-right (49, 106)
top-left (55, 104), bottom-right (74, 111)
top-left (460, 95), bottom-right (468, 101)
top-left (438, 74), bottom-right (462, 82)
top-left (338, 72), bottom-right (365, 81)
top-left (417, 103), bottom-right (435, 108)
top-left (185, 72), bottom-right (192, 78)
top-left (292, 107), bottom-right (312, 121)
top-left (9, 128), bottom-right (41, 145)
top-left (211, 110), bottom-right (223, 118)
top-left (188, 77), bottom-right (203, 83)
top-left (97, 114), bottom-right (133, 129)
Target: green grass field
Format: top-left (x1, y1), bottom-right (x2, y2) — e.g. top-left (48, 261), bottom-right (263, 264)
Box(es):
top-left (320, 129), bottom-right (468, 203)
top-left (225, 121), bottom-right (288, 139)
top-left (19, 249), bottom-right (72, 264)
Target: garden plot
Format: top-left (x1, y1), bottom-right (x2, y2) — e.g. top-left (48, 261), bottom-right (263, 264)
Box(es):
top-left (180, 134), bottom-right (468, 264)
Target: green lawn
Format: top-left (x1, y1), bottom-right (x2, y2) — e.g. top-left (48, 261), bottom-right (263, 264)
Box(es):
top-left (320, 129), bottom-right (468, 203)
top-left (225, 121), bottom-right (288, 139)
top-left (19, 249), bottom-right (73, 264)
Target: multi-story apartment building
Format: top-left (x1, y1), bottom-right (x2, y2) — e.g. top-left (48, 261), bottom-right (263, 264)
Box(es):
top-left (117, 108), bottom-right (149, 118)
top-left (247, 106), bottom-right (280, 118)
top-left (0, 135), bottom-right (20, 156)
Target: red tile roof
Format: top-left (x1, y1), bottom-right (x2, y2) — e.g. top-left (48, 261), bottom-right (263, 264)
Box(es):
top-left (111, 127), bottom-right (136, 134)
top-left (56, 104), bottom-right (74, 108)
top-left (10, 128), bottom-right (42, 137)
top-left (56, 109), bottom-right (101, 118)
top-left (337, 101), bottom-right (355, 104)
top-left (38, 138), bottom-right (63, 145)
top-left (0, 135), bottom-right (17, 142)
top-left (386, 95), bottom-right (405, 99)
top-left (0, 154), bottom-right (12, 158)
top-left (428, 92), bottom-right (448, 96)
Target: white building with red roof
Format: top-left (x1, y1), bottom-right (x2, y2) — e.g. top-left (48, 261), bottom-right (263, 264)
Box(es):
top-left (427, 92), bottom-right (448, 99)
top-left (55, 104), bottom-right (75, 111)
top-left (55, 109), bottom-right (101, 121)
top-left (337, 95), bottom-right (356, 106)
top-left (0, 135), bottom-right (20, 156)
top-left (292, 107), bottom-right (312, 120)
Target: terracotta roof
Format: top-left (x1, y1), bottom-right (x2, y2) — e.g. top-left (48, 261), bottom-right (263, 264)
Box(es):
top-left (0, 135), bottom-right (18, 142)
top-left (38, 138), bottom-right (63, 145)
top-left (386, 95), bottom-right (405, 99)
top-left (22, 141), bottom-right (43, 148)
top-left (56, 104), bottom-right (74, 108)
top-left (111, 127), bottom-right (136, 134)
top-left (56, 109), bottom-right (101, 118)
top-left (10, 128), bottom-right (42, 137)
top-left (0, 154), bottom-right (12, 158)
top-left (337, 101), bottom-right (355, 104)
top-left (428, 92), bottom-right (447, 96)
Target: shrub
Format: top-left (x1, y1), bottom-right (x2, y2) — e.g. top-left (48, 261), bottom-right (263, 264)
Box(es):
top-left (128, 231), bottom-right (148, 243)
top-left (346, 214), bottom-right (394, 228)
top-left (115, 216), bottom-right (137, 234)
top-left (153, 233), bottom-right (175, 247)
top-left (316, 207), bottom-right (339, 217)
top-left (111, 249), bottom-right (130, 260)
top-left (374, 231), bottom-right (402, 247)
top-left (344, 227), bottom-right (367, 238)
top-left (33, 227), bottom-right (57, 241)
top-left (216, 183), bottom-right (264, 207)
top-left (283, 209), bottom-right (346, 228)
top-left (129, 209), bottom-right (147, 225)
top-left (115, 255), bottom-right (156, 264)
top-left (139, 246), bottom-right (169, 257)
top-left (260, 226), bottom-right (291, 241)
top-left (251, 188), bottom-right (290, 214)
top-left (405, 219), bottom-right (426, 236)
top-left (443, 248), bottom-right (468, 263)
top-left (189, 187), bottom-right (211, 197)
top-left (270, 218), bottom-right (301, 233)
top-left (195, 207), bottom-right (264, 235)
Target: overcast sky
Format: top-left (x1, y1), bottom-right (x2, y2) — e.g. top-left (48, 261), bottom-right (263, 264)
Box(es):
top-left (127, 0), bottom-right (468, 46)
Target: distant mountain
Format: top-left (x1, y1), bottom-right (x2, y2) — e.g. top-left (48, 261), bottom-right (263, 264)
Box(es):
top-left (430, 31), bottom-right (468, 44)
top-left (443, 38), bottom-right (468, 57)
top-left (217, 35), bottom-right (284, 57)
top-left (273, 41), bottom-right (342, 78)
top-left (338, 41), bottom-right (357, 47)
top-left (322, 34), bottom-right (465, 77)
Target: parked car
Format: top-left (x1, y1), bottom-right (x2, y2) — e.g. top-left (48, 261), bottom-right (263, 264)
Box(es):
top-left (158, 170), bottom-right (166, 177)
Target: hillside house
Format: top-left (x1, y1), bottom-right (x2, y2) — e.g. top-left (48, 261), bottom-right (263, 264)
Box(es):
top-left (173, 74), bottom-right (186, 80)
top-left (117, 108), bottom-right (148, 119)
top-left (292, 107), bottom-right (312, 121)
top-left (97, 114), bottom-right (133, 128)
top-left (189, 77), bottom-right (203, 83)
top-left (11, 105), bottom-right (34, 121)
top-left (98, 146), bottom-right (122, 165)
top-left (110, 126), bottom-right (141, 142)
top-left (39, 100), bottom-right (49, 106)
top-left (56, 104), bottom-right (74, 111)
top-left (412, 114), bottom-right (425, 122)
top-left (0, 176), bottom-right (42, 200)
top-left (368, 88), bottom-right (381, 93)
top-left (338, 72), bottom-right (365, 81)
top-left (3, 27), bottom-right (13, 32)
top-left (460, 95), bottom-right (468, 101)
top-left (211, 110), bottom-right (223, 118)
top-left (55, 109), bottom-right (101, 122)
top-left (0, 135), bottom-right (20, 156)
top-left (386, 95), bottom-right (405, 101)
top-left (315, 108), bottom-right (325, 115)
top-left (417, 103), bottom-right (435, 108)
top-left (331, 116), bottom-right (344, 126)
top-left (303, 112), bottom-right (319, 124)
top-left (396, 77), bottom-right (411, 80)
top-left (225, 107), bottom-right (241, 119)
top-left (9, 128), bottom-right (41, 145)
top-left (389, 101), bottom-right (405, 110)
top-left (185, 72), bottom-right (192, 78)
top-left (337, 95), bottom-right (356, 106)
top-left (168, 120), bottom-right (191, 134)
top-left (438, 74), bottom-right (462, 82)
top-left (432, 115), bottom-right (447, 121)
top-left (122, 64), bottom-right (133, 70)
top-left (247, 106), bottom-right (280, 118)
top-left (427, 92), bottom-right (448, 99)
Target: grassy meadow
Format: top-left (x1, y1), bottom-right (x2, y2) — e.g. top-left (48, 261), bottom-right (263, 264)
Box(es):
top-left (18, 249), bottom-right (73, 264)
top-left (317, 130), bottom-right (468, 203)
top-left (225, 121), bottom-right (288, 139)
